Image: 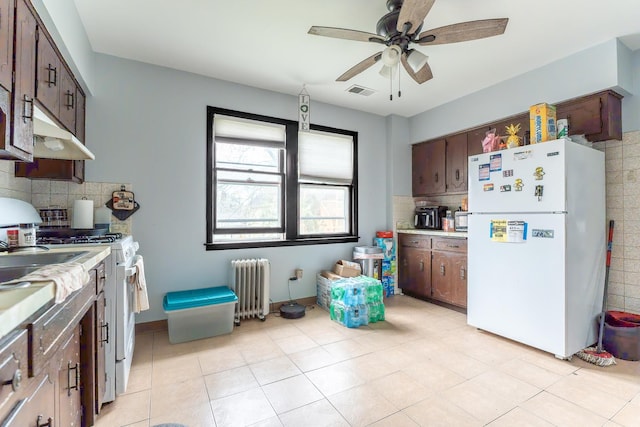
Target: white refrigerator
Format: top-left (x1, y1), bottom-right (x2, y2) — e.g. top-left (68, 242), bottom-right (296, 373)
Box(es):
top-left (467, 138), bottom-right (606, 359)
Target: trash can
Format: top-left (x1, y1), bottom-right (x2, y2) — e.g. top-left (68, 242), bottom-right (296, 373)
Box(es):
top-left (353, 245), bottom-right (383, 278)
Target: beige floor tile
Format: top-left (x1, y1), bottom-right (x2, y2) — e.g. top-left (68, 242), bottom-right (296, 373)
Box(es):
top-left (403, 395), bottom-right (482, 427)
top-left (572, 365), bottom-right (640, 401)
top-left (239, 339), bottom-right (285, 364)
top-left (467, 370), bottom-right (541, 404)
top-left (94, 389), bottom-right (150, 427)
top-left (151, 353), bottom-right (202, 387)
top-left (278, 398), bottom-right (349, 427)
top-left (210, 387), bottom-right (276, 427)
top-left (248, 416), bottom-right (284, 427)
top-left (546, 374), bottom-right (629, 418)
top-left (249, 355), bottom-right (302, 385)
top-left (520, 351), bottom-right (580, 376)
top-left (204, 366), bottom-right (259, 400)
top-left (274, 333), bottom-right (318, 354)
top-left (328, 383), bottom-right (398, 427)
top-left (441, 380), bottom-right (518, 423)
top-left (486, 407), bottom-right (554, 426)
top-left (265, 324), bottom-right (304, 340)
top-left (262, 374), bottom-right (323, 414)
top-left (427, 348), bottom-right (492, 379)
top-left (613, 399), bottom-right (640, 427)
top-left (322, 337), bottom-right (374, 361)
top-left (338, 352), bottom-right (398, 382)
top-left (148, 401), bottom-right (215, 427)
top-left (401, 360), bottom-right (467, 391)
top-left (288, 345), bottom-right (341, 372)
top-left (369, 371), bottom-right (432, 409)
top-left (367, 411), bottom-right (419, 427)
top-left (520, 391), bottom-right (608, 427)
top-left (124, 366), bottom-right (152, 395)
top-left (305, 327), bottom-right (350, 345)
top-left (498, 358), bottom-right (563, 389)
top-left (150, 377), bottom-right (209, 418)
top-left (305, 362), bottom-right (366, 396)
top-left (122, 422), bottom-right (148, 427)
top-left (198, 345), bottom-right (246, 375)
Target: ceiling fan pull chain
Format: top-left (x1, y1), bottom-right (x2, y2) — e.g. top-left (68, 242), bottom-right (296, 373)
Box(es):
top-left (398, 62), bottom-right (401, 98)
top-left (389, 68), bottom-right (393, 101)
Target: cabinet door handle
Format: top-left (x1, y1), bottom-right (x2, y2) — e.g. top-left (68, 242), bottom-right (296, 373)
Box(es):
top-left (419, 176), bottom-right (423, 184)
top-left (456, 169), bottom-right (460, 181)
top-left (447, 244), bottom-right (460, 248)
top-left (101, 322), bottom-right (110, 344)
top-left (22, 95), bottom-right (33, 122)
top-left (37, 415), bottom-right (54, 427)
top-left (460, 267), bottom-right (466, 280)
top-left (65, 90), bottom-right (74, 109)
top-left (2, 368), bottom-right (22, 392)
top-left (403, 258), bottom-right (407, 267)
top-left (46, 64), bottom-right (57, 87)
top-left (440, 263), bottom-right (445, 276)
top-left (67, 362), bottom-right (80, 396)
top-left (419, 260), bottom-right (424, 272)
top-left (434, 172), bottom-right (439, 183)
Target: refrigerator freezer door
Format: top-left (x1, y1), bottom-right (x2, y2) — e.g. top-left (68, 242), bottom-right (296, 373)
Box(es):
top-left (468, 139), bottom-right (567, 213)
top-left (467, 213), bottom-right (569, 356)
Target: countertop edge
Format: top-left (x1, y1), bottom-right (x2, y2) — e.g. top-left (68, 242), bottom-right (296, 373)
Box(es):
top-left (397, 229), bottom-right (468, 238)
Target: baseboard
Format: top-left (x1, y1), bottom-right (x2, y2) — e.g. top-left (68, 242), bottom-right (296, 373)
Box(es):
top-left (135, 296), bottom-right (320, 333)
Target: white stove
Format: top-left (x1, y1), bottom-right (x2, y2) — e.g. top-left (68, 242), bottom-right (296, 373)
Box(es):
top-left (43, 234), bottom-right (140, 403)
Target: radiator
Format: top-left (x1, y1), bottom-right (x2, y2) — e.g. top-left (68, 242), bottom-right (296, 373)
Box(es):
top-left (230, 259), bottom-right (270, 324)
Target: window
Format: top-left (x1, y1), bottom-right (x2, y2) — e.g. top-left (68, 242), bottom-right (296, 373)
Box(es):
top-left (206, 107), bottom-right (358, 249)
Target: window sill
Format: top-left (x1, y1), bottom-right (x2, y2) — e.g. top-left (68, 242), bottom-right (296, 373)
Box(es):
top-left (205, 235), bottom-right (359, 251)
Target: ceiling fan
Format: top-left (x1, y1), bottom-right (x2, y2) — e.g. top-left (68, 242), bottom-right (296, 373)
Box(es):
top-left (308, 0), bottom-right (508, 85)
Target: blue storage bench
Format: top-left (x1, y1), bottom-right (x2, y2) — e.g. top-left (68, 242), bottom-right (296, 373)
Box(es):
top-left (163, 286), bottom-right (237, 344)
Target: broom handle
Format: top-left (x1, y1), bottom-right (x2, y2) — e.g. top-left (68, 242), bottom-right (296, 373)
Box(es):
top-left (597, 220), bottom-right (614, 353)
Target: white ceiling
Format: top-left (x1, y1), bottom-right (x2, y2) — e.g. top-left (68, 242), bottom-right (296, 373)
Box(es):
top-left (72, 0), bottom-right (640, 118)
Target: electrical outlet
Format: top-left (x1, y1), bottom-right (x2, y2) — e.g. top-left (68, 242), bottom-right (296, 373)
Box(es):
top-left (295, 268), bottom-right (303, 279)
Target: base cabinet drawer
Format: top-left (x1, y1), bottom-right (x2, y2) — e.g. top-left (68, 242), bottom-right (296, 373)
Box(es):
top-left (0, 370), bottom-right (54, 427)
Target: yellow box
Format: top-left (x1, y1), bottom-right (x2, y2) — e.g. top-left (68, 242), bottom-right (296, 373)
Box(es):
top-left (529, 103), bottom-right (557, 143)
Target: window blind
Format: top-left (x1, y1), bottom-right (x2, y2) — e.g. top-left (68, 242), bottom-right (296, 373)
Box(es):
top-left (299, 131), bottom-right (353, 184)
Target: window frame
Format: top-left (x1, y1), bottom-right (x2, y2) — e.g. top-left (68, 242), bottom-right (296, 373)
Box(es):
top-left (206, 106), bottom-right (359, 250)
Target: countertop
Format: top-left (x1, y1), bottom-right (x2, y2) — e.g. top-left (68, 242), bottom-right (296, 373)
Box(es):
top-left (397, 228), bottom-right (468, 238)
top-left (0, 245), bottom-right (111, 339)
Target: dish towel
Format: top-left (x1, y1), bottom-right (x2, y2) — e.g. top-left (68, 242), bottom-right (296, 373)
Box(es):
top-left (132, 255), bottom-right (149, 313)
top-left (11, 263), bottom-right (89, 303)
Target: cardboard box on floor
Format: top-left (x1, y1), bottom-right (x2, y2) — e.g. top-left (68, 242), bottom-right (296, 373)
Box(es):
top-left (332, 260), bottom-right (361, 277)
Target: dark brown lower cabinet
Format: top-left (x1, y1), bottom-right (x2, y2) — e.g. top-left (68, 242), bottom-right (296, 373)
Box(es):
top-left (56, 325), bottom-right (82, 427)
top-left (1, 370), bottom-right (55, 426)
top-left (398, 233), bottom-right (468, 309)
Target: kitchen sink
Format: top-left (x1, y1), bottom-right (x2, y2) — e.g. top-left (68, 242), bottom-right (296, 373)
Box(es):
top-left (0, 266), bottom-right (42, 287)
top-left (0, 251), bottom-right (89, 268)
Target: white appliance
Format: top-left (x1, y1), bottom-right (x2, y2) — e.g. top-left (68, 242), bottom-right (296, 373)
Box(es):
top-left (467, 138), bottom-right (606, 359)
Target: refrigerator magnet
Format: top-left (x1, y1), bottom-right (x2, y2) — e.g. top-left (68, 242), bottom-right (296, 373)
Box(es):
top-left (483, 183), bottom-right (494, 192)
top-left (514, 179), bottom-right (524, 191)
top-left (503, 169), bottom-right (514, 177)
top-left (513, 150), bottom-right (533, 160)
top-left (533, 167), bottom-right (545, 180)
top-left (490, 154), bottom-right (502, 172)
top-left (500, 185), bottom-right (512, 192)
top-left (479, 164), bottom-right (490, 181)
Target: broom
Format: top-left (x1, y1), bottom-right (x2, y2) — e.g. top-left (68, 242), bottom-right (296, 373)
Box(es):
top-left (576, 220), bottom-right (616, 367)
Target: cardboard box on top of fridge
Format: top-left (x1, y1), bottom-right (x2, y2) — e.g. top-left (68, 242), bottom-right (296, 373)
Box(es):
top-left (529, 103), bottom-right (557, 143)
top-left (333, 260), bottom-right (361, 277)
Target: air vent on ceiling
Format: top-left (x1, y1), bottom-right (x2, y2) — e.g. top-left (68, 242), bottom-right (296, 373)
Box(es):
top-left (346, 85), bottom-right (376, 96)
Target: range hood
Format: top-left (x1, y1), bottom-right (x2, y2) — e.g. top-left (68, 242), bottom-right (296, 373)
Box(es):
top-left (32, 106), bottom-right (95, 160)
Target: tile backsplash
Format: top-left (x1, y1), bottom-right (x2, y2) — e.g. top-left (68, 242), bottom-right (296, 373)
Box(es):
top-left (0, 160), bottom-right (132, 235)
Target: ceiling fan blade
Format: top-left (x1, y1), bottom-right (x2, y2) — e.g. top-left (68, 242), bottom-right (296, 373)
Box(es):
top-left (396, 0), bottom-right (436, 33)
top-left (416, 18), bottom-right (509, 45)
top-left (308, 26), bottom-right (385, 43)
top-left (336, 51), bottom-right (383, 82)
top-left (401, 52), bottom-right (433, 84)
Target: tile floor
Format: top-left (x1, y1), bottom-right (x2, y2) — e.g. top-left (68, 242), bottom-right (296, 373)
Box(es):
top-left (95, 296), bottom-right (640, 427)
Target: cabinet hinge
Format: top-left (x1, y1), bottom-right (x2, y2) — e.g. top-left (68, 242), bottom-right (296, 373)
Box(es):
top-left (12, 70), bottom-right (14, 84)
top-left (35, 29), bottom-right (39, 42)
top-left (79, 324), bottom-right (83, 337)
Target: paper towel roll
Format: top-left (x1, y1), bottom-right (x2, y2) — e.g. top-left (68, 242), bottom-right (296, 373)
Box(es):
top-left (72, 199), bottom-right (94, 229)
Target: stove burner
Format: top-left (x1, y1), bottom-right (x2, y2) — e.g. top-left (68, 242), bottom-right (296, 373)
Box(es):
top-left (37, 233), bottom-right (123, 245)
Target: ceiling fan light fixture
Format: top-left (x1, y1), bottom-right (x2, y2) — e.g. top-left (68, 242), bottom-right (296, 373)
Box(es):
top-left (381, 45), bottom-right (402, 66)
top-left (406, 49), bottom-right (429, 73)
top-left (379, 64), bottom-right (395, 78)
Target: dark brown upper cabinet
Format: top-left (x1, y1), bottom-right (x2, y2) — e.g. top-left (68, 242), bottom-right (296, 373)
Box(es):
top-left (0, 0), bottom-right (14, 92)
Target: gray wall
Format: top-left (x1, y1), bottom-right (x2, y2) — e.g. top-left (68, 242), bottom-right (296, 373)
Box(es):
top-left (86, 54), bottom-right (388, 322)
